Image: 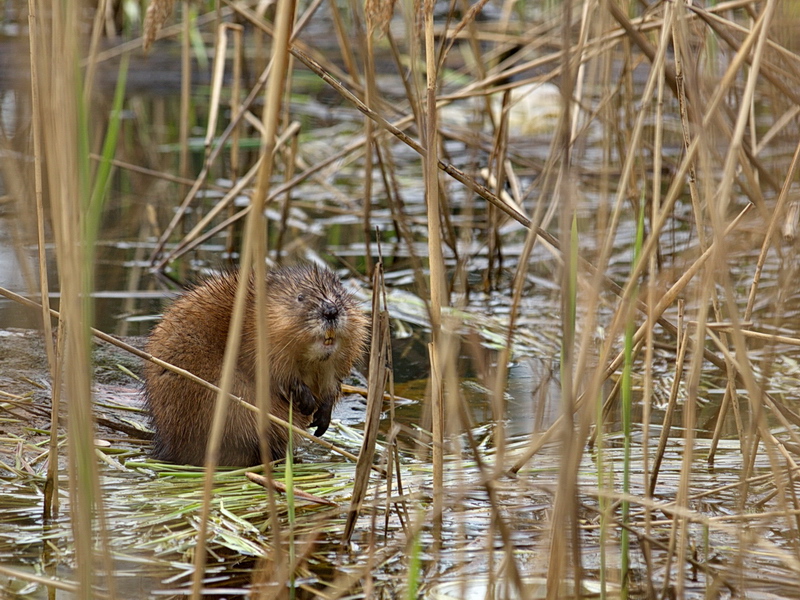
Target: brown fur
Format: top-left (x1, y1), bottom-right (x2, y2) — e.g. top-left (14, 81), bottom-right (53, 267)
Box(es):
top-left (143, 264), bottom-right (369, 466)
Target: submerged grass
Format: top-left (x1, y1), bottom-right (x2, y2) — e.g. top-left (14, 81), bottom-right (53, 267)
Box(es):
top-left (1, 0), bottom-right (800, 597)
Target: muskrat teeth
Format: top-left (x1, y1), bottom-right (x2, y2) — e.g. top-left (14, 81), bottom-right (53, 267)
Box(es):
top-left (324, 329), bottom-right (336, 345)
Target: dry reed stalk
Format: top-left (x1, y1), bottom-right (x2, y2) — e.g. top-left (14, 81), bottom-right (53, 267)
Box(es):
top-left (697, 4), bottom-right (800, 557)
top-left (707, 140), bottom-right (800, 468)
top-left (288, 44), bottom-right (534, 224)
top-left (361, 0), bottom-right (385, 277)
top-left (0, 564), bottom-right (80, 594)
top-left (88, 6), bottom-right (228, 64)
top-left (28, 0), bottom-right (119, 596)
top-left (84, 0), bottom-right (109, 104)
top-left (715, 3), bottom-right (776, 222)
top-left (312, 545), bottom-right (398, 600)
top-left (692, 7), bottom-right (800, 107)
top-left (90, 154), bottom-right (226, 189)
top-left (375, 140), bottom-right (431, 298)
top-left (485, 93), bottom-right (509, 292)
top-left (641, 4), bottom-right (672, 591)
top-left (343, 261), bottom-right (389, 543)
top-left (274, 125), bottom-right (299, 261)
top-left (359, 157), bottom-right (379, 242)
top-left (510, 195), bottom-right (753, 479)
top-left (587, 486), bottom-right (799, 583)
top-left (143, 0), bottom-right (176, 52)
top-left (381, 361), bottom-right (407, 541)
top-left (206, 23), bottom-right (235, 154)
top-left (649, 307), bottom-right (688, 497)
top-left (226, 0), bottom-right (541, 238)
top-left (153, 18), bottom-right (245, 268)
top-left (422, 0), bottom-right (447, 547)
top-left (439, 0), bottom-right (491, 68)
top-left (568, 0), bottom-right (592, 147)
top-left (564, 9), bottom-right (774, 470)
top-left (165, 122), bottom-right (299, 261)
top-left (7, 0), bottom-right (800, 594)
top-left (189, 0), bottom-right (297, 594)
top-left (160, 127), bottom-right (366, 261)
top-left (483, 93), bottom-right (513, 475)
top-left (152, 120), bottom-right (301, 267)
top-left (225, 24), bottom-right (244, 258)
top-left (490, 144), bottom-right (557, 479)
top-left (745, 136), bottom-right (800, 319)
top-left (571, 3), bottom-right (674, 391)
top-left (546, 2), bottom-right (582, 595)
top-left (328, 0), bottom-right (362, 85)
top-left (151, 39), bottom-right (271, 262)
top-left (27, 0), bottom-right (60, 521)
top-left (386, 29), bottom-right (423, 129)
top-left (705, 329), bottom-right (800, 474)
top-left (225, 0), bottom-right (357, 86)
top-left (588, 3), bottom-right (800, 588)
top-left (179, 1), bottom-right (193, 192)
top-left (673, 293), bottom-right (705, 597)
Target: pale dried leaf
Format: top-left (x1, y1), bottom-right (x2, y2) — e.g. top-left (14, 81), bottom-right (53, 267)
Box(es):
top-left (366, 0), bottom-right (396, 37)
top-left (143, 0), bottom-right (177, 53)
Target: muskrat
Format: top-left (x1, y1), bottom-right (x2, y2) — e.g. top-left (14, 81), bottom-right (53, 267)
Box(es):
top-left (143, 264), bottom-right (369, 467)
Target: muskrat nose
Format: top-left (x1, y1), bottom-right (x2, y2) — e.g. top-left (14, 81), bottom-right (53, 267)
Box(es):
top-left (321, 300), bottom-right (339, 322)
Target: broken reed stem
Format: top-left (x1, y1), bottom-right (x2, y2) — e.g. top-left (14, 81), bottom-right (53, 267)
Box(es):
top-left (343, 261), bottom-right (389, 544)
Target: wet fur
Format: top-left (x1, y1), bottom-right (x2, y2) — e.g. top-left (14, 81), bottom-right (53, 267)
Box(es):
top-left (143, 264), bottom-right (369, 466)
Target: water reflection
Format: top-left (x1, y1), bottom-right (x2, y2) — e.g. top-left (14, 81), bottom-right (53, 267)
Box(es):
top-left (506, 357), bottom-right (561, 437)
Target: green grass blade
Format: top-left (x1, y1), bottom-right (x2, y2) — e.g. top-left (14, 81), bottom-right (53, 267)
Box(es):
top-left (87, 53), bottom-right (129, 246)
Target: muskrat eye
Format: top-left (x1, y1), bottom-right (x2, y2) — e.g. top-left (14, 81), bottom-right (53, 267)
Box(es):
top-left (297, 294), bottom-right (305, 302)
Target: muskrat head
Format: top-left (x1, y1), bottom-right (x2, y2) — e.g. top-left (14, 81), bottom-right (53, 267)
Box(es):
top-left (263, 264), bottom-right (364, 363)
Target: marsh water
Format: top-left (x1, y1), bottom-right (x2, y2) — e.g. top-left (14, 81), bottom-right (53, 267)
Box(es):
top-left (2, 8), bottom-right (800, 598)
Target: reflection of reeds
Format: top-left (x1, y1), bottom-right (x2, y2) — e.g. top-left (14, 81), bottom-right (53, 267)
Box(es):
top-left (3, 0), bottom-right (800, 597)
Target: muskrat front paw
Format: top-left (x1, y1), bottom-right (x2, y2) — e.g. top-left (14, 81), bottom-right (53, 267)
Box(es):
top-left (310, 395), bottom-right (335, 437)
top-left (279, 381), bottom-right (317, 416)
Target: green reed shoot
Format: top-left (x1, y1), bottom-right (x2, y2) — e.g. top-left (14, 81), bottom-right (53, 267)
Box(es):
top-left (405, 528), bottom-right (422, 600)
top-left (87, 54), bottom-right (129, 249)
